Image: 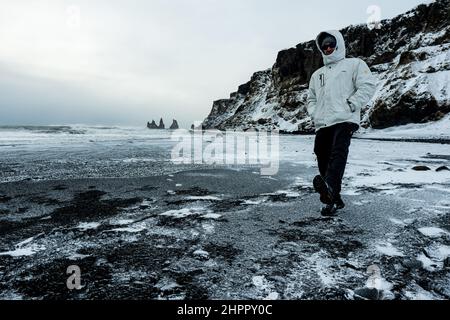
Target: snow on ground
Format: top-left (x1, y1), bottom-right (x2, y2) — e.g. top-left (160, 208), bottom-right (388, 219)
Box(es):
top-left (359, 113), bottom-right (450, 140)
top-left (418, 227), bottom-right (450, 238)
top-left (280, 133), bottom-right (450, 198)
top-left (0, 126), bottom-right (449, 300)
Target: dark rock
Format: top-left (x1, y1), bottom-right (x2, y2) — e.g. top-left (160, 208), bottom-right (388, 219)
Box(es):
top-left (354, 287), bottom-right (381, 300)
top-left (401, 258), bottom-right (423, 270)
top-left (147, 120), bottom-right (158, 129)
top-left (412, 166), bottom-right (431, 171)
top-left (158, 118), bottom-right (165, 129)
top-left (444, 257), bottom-right (450, 268)
top-left (0, 195), bottom-right (12, 203)
top-left (369, 91), bottom-right (446, 129)
top-left (398, 51), bottom-right (428, 66)
top-left (436, 166), bottom-right (450, 172)
top-left (169, 119), bottom-right (179, 130)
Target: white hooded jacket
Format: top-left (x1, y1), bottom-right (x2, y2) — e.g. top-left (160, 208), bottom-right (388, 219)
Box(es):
top-left (306, 30), bottom-right (377, 132)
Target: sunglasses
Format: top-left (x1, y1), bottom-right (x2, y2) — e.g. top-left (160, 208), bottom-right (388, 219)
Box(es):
top-left (321, 43), bottom-right (336, 51)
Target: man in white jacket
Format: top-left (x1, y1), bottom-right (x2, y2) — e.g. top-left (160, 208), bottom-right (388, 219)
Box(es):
top-left (307, 30), bottom-right (376, 216)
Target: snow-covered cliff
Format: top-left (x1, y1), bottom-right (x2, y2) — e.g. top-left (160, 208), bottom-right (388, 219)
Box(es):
top-left (203, 0), bottom-right (450, 133)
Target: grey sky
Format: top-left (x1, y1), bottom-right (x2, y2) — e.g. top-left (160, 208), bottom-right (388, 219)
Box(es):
top-left (0, 0), bottom-right (431, 127)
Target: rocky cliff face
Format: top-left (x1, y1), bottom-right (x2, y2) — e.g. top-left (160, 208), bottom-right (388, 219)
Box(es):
top-left (203, 0), bottom-right (450, 133)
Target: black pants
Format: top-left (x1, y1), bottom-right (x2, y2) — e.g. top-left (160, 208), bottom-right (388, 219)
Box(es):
top-left (314, 122), bottom-right (359, 199)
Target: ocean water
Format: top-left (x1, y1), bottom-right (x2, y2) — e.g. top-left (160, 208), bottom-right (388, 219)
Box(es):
top-left (0, 125), bottom-right (190, 182)
top-left (0, 125), bottom-right (291, 182)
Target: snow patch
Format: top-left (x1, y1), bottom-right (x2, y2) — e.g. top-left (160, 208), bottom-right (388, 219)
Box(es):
top-left (185, 195), bottom-right (222, 201)
top-left (418, 227), bottom-right (450, 238)
top-left (0, 244), bottom-right (46, 257)
top-left (376, 243), bottom-right (404, 257)
top-left (76, 222), bottom-right (101, 231)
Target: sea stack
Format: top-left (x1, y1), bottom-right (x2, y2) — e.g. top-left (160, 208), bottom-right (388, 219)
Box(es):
top-left (147, 120), bottom-right (158, 129)
top-left (170, 119), bottom-right (179, 129)
top-left (158, 118), bottom-right (165, 129)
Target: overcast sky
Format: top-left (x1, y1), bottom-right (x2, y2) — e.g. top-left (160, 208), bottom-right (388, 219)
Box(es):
top-left (0, 0), bottom-right (431, 127)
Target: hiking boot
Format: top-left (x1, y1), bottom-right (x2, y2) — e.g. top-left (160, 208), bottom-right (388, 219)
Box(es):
top-left (321, 203), bottom-right (338, 217)
top-left (335, 196), bottom-right (345, 210)
top-left (313, 175), bottom-right (333, 205)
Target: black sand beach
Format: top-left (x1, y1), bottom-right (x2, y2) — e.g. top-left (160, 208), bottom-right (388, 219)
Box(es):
top-left (1, 161), bottom-right (449, 300)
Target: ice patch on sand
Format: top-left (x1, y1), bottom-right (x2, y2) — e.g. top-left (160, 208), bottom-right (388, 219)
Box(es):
top-left (353, 199), bottom-right (372, 206)
top-left (404, 285), bottom-right (440, 300)
top-left (425, 244), bottom-right (450, 261)
top-left (264, 292), bottom-right (279, 300)
top-left (417, 253), bottom-right (439, 272)
top-left (342, 189), bottom-right (361, 196)
top-left (252, 276), bottom-right (279, 300)
top-left (193, 249), bottom-right (209, 259)
top-left (109, 223), bottom-right (146, 233)
top-left (306, 253), bottom-right (336, 287)
top-left (389, 218), bottom-right (406, 225)
top-left (160, 207), bottom-right (214, 219)
top-left (262, 190), bottom-right (301, 198)
top-left (185, 196), bottom-right (222, 201)
top-left (0, 234), bottom-right (46, 257)
top-left (376, 243), bottom-right (404, 257)
top-left (202, 223), bottom-right (215, 234)
top-left (77, 222), bottom-right (101, 231)
top-left (140, 199), bottom-right (154, 207)
top-left (112, 219), bottom-right (134, 226)
top-left (16, 236), bottom-right (37, 247)
top-left (68, 253), bottom-right (91, 260)
top-left (201, 213), bottom-right (222, 220)
top-left (243, 198), bottom-right (266, 205)
top-left (418, 227), bottom-right (450, 238)
top-left (0, 244), bottom-right (46, 257)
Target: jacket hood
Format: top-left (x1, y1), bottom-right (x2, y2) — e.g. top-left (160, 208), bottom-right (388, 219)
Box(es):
top-left (315, 30), bottom-right (346, 65)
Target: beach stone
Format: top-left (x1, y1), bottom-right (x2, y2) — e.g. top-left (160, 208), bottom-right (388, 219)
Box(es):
top-left (354, 287), bottom-right (381, 300)
top-left (412, 166), bottom-right (431, 171)
top-left (401, 258), bottom-right (423, 270)
top-left (444, 257), bottom-right (450, 268)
